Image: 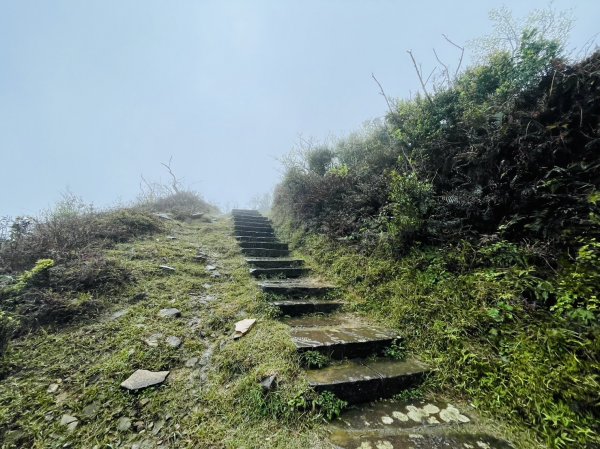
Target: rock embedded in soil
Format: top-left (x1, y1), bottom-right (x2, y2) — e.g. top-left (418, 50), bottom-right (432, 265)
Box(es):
top-left (158, 308), bottom-right (181, 318)
top-left (165, 336), bottom-right (182, 348)
top-left (205, 265), bottom-right (217, 271)
top-left (185, 357), bottom-right (199, 368)
top-left (117, 416), bottom-right (132, 432)
top-left (121, 370), bottom-right (170, 391)
top-left (144, 333), bottom-right (164, 347)
top-left (60, 414), bottom-right (78, 431)
top-left (260, 374), bottom-right (277, 392)
top-left (47, 383), bottom-right (59, 394)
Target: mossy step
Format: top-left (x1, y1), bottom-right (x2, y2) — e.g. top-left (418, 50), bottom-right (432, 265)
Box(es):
top-left (242, 248), bottom-right (290, 257)
top-left (307, 359), bottom-right (428, 404)
top-left (292, 326), bottom-right (398, 359)
top-left (272, 299), bottom-right (343, 316)
top-left (257, 279), bottom-right (334, 296)
top-left (245, 257), bottom-right (304, 268)
top-left (239, 241), bottom-right (288, 250)
top-left (250, 267), bottom-right (309, 278)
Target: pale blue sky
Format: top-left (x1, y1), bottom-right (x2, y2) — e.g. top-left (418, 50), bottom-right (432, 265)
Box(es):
top-left (1, 1), bottom-right (598, 216)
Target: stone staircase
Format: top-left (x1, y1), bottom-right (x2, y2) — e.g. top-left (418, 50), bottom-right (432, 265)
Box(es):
top-left (232, 209), bottom-right (514, 449)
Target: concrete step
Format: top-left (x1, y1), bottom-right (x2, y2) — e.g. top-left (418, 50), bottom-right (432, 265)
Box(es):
top-left (235, 230), bottom-right (275, 238)
top-left (231, 209), bottom-right (261, 216)
top-left (250, 267), bottom-right (309, 278)
top-left (233, 217), bottom-right (271, 225)
top-left (236, 235), bottom-right (279, 243)
top-left (242, 248), bottom-right (290, 257)
top-left (292, 325), bottom-right (398, 359)
top-left (329, 399), bottom-right (514, 448)
top-left (245, 258), bottom-right (304, 268)
top-left (306, 359), bottom-right (428, 404)
top-left (272, 299), bottom-right (343, 316)
top-left (258, 279), bottom-right (334, 297)
top-left (239, 241), bottom-right (288, 250)
top-left (234, 224), bottom-right (274, 232)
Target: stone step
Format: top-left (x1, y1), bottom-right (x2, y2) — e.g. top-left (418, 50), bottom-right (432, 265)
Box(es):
top-left (235, 230), bottom-right (275, 238)
top-left (292, 326), bottom-right (398, 359)
top-left (258, 279), bottom-right (334, 297)
top-left (231, 209), bottom-right (261, 216)
top-left (245, 258), bottom-right (304, 268)
top-left (239, 241), bottom-right (288, 250)
top-left (272, 299), bottom-right (344, 316)
top-left (233, 217), bottom-right (271, 225)
top-left (329, 399), bottom-right (514, 448)
top-left (306, 359), bottom-right (428, 404)
top-left (250, 267), bottom-right (309, 278)
top-left (234, 224), bottom-right (274, 232)
top-left (242, 248), bottom-right (290, 257)
top-left (236, 235), bottom-right (280, 243)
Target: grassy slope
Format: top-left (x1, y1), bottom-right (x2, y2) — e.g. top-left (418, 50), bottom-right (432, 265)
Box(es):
top-left (282, 232), bottom-right (596, 449)
top-left (0, 218), bottom-right (329, 449)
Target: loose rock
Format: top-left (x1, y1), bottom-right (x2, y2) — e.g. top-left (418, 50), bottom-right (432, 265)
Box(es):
top-left (165, 336), bottom-right (182, 348)
top-left (159, 265), bottom-right (176, 273)
top-left (120, 370), bottom-right (170, 391)
top-left (60, 414), bottom-right (78, 431)
top-left (260, 374), bottom-right (277, 392)
top-left (144, 333), bottom-right (164, 347)
top-left (233, 318), bottom-right (256, 339)
top-left (117, 416), bottom-right (132, 432)
top-left (185, 357), bottom-right (199, 368)
top-left (47, 383), bottom-right (59, 394)
top-left (158, 308), bottom-right (181, 318)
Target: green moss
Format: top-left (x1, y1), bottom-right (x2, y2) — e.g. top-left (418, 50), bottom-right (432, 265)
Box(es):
top-left (288, 234), bottom-right (599, 449)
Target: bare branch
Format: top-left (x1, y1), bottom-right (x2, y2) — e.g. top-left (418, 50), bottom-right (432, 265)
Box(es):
top-left (442, 34), bottom-right (465, 79)
top-left (160, 156), bottom-right (182, 194)
top-left (407, 50), bottom-right (433, 104)
top-left (371, 73), bottom-right (394, 114)
top-left (433, 48), bottom-right (451, 87)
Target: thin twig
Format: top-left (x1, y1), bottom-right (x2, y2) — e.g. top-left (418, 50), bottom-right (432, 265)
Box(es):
top-left (407, 50), bottom-right (433, 104)
top-left (160, 156), bottom-right (181, 194)
top-left (433, 48), bottom-right (450, 87)
top-left (442, 34), bottom-right (465, 79)
top-left (371, 73), bottom-right (394, 114)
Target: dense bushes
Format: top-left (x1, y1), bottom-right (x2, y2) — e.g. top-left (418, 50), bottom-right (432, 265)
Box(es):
top-left (273, 12), bottom-right (599, 449)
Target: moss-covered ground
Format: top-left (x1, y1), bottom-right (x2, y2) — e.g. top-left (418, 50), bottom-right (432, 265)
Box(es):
top-left (0, 218), bottom-right (330, 448)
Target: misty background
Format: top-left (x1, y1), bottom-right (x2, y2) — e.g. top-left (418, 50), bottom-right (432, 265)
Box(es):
top-left (1, 0), bottom-right (598, 217)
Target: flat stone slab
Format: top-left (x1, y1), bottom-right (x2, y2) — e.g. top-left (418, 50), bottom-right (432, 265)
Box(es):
top-left (236, 235), bottom-right (279, 242)
top-left (258, 279), bottom-right (335, 297)
top-left (240, 241), bottom-right (288, 250)
top-left (245, 258), bottom-right (304, 268)
top-left (272, 299), bottom-right (343, 316)
top-left (329, 430), bottom-right (514, 449)
top-left (242, 247), bottom-right (290, 257)
top-left (120, 369), bottom-right (170, 391)
top-left (250, 267), bottom-right (309, 278)
top-left (292, 326), bottom-right (398, 358)
top-left (307, 359), bottom-right (428, 404)
top-left (331, 400), bottom-right (473, 431)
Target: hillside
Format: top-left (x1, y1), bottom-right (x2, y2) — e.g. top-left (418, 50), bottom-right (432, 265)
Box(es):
top-left (272, 41), bottom-right (600, 449)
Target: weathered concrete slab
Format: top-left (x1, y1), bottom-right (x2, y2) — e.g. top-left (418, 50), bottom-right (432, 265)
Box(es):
top-left (292, 326), bottom-right (398, 358)
top-left (250, 267), bottom-right (309, 278)
top-left (239, 241), bottom-right (288, 250)
top-left (331, 399), bottom-right (472, 431)
top-left (245, 258), bottom-right (304, 268)
top-left (232, 216), bottom-right (271, 225)
top-left (258, 279), bottom-right (334, 296)
top-left (234, 224), bottom-right (274, 233)
top-left (272, 299), bottom-right (343, 316)
top-left (235, 230), bottom-right (275, 238)
top-left (231, 209), bottom-right (261, 216)
top-left (242, 247), bottom-right (290, 257)
top-left (329, 430), bottom-right (514, 449)
top-left (236, 235), bottom-right (279, 243)
top-left (307, 359), bottom-right (428, 403)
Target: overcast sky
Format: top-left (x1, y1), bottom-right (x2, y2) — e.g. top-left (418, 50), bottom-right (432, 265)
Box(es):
top-left (1, 1), bottom-right (598, 216)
